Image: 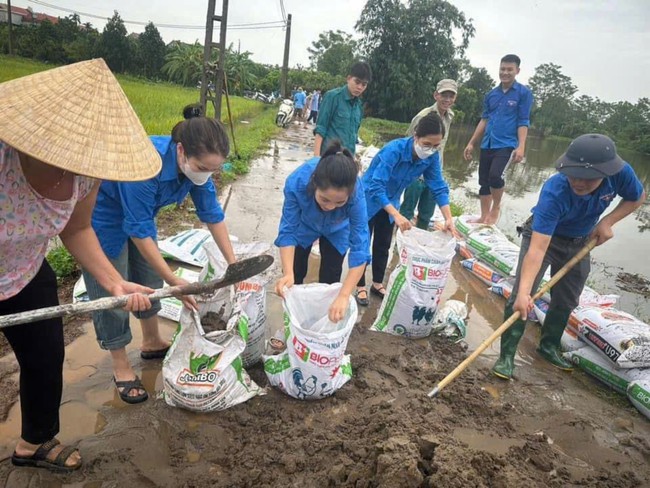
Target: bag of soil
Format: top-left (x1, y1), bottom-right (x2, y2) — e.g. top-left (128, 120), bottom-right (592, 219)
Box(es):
top-left (461, 258), bottom-right (504, 285)
top-left (564, 347), bottom-right (650, 395)
top-left (371, 229), bottom-right (455, 338)
top-left (263, 283), bottom-right (355, 400)
top-left (627, 379), bottom-right (650, 420)
top-left (162, 294), bottom-right (262, 412)
top-left (573, 305), bottom-right (650, 369)
top-left (201, 240), bottom-right (277, 367)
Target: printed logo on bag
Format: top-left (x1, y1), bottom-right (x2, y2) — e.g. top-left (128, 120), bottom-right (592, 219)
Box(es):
top-left (412, 264), bottom-right (449, 282)
top-left (236, 281), bottom-right (262, 293)
top-left (583, 330), bottom-right (620, 362)
top-left (292, 337), bottom-right (340, 368)
top-left (633, 387), bottom-right (650, 406)
top-left (177, 352), bottom-right (222, 387)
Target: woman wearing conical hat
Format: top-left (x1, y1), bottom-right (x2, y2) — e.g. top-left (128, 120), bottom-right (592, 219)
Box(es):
top-left (83, 103), bottom-right (236, 405)
top-left (0, 59), bottom-right (161, 472)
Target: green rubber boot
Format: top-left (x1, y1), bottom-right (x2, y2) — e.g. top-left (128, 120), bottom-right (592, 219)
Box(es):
top-left (492, 305), bottom-right (527, 380)
top-left (537, 307), bottom-right (574, 371)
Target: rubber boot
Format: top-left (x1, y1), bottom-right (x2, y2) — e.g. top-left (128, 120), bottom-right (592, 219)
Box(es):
top-left (537, 307), bottom-right (574, 371)
top-left (492, 305), bottom-right (527, 380)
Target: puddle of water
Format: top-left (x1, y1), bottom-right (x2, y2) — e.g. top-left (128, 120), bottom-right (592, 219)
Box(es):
top-left (0, 315), bottom-right (178, 455)
top-left (453, 427), bottom-right (526, 455)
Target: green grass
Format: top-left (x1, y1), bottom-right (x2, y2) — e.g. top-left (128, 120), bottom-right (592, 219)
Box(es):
top-left (359, 117), bottom-right (410, 148)
top-left (0, 55), bottom-right (279, 173)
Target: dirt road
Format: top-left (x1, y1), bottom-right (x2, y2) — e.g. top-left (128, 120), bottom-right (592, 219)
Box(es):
top-left (1, 125), bottom-right (649, 487)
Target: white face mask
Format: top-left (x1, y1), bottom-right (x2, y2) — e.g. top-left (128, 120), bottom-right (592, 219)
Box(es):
top-left (181, 161), bottom-right (213, 186)
top-left (414, 142), bottom-right (437, 160)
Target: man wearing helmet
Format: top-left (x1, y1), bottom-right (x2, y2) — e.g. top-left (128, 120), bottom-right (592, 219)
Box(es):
top-left (492, 134), bottom-right (646, 380)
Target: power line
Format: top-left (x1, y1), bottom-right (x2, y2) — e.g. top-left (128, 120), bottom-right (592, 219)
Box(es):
top-left (27, 0), bottom-right (285, 30)
top-left (279, 0), bottom-right (287, 23)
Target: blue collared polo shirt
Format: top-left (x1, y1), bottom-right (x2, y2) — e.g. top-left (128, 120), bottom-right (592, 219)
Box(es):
top-left (362, 137), bottom-right (450, 222)
top-left (275, 157), bottom-right (371, 268)
top-left (480, 81), bottom-right (533, 150)
top-left (92, 136), bottom-right (224, 258)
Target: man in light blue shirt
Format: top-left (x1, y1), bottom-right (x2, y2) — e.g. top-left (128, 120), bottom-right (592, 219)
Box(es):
top-left (293, 87), bottom-right (307, 121)
top-left (463, 54), bottom-right (534, 225)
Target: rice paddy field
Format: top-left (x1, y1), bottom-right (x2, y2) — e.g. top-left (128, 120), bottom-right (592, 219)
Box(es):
top-left (0, 55), bottom-right (281, 172)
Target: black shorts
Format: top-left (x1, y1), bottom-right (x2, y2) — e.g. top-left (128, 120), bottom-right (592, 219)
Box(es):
top-left (478, 147), bottom-right (514, 195)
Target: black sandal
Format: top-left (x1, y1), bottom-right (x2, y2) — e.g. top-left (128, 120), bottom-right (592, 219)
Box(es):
top-left (114, 376), bottom-right (149, 404)
top-left (11, 438), bottom-right (81, 472)
top-left (355, 288), bottom-right (369, 306)
top-left (370, 285), bottom-right (387, 299)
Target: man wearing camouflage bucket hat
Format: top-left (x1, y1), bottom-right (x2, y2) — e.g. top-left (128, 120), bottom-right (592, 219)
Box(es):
top-left (492, 134), bottom-right (646, 380)
top-left (0, 59), bottom-right (161, 472)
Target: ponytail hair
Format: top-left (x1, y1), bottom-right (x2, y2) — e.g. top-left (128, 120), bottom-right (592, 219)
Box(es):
top-left (171, 103), bottom-right (230, 158)
top-left (309, 140), bottom-right (359, 195)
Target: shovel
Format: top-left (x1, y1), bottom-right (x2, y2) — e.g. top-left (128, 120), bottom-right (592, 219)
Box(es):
top-left (427, 238), bottom-right (597, 398)
top-left (0, 254), bottom-right (274, 330)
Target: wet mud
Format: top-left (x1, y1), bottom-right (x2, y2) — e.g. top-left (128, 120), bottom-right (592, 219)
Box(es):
top-left (1, 124), bottom-right (649, 487)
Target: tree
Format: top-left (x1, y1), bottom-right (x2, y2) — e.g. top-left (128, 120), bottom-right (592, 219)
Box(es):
top-left (528, 63), bottom-right (577, 107)
top-left (137, 22), bottom-right (167, 78)
top-left (356, 0), bottom-right (475, 121)
top-left (455, 65), bottom-right (495, 124)
top-left (96, 11), bottom-right (132, 73)
top-left (225, 45), bottom-right (258, 95)
top-left (162, 41), bottom-right (204, 86)
top-left (307, 30), bottom-right (358, 77)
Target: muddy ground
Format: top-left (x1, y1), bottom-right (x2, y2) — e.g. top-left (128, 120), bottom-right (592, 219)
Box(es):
top-left (1, 125), bottom-right (649, 487)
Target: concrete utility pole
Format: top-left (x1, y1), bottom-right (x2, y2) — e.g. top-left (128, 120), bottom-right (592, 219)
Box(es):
top-left (280, 13), bottom-right (292, 99)
top-left (200, 0), bottom-right (229, 120)
top-left (7, 0), bottom-right (14, 55)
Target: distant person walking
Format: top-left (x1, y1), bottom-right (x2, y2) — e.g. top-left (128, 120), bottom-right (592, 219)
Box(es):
top-left (463, 54), bottom-right (533, 225)
top-left (293, 87), bottom-right (307, 122)
top-left (314, 62), bottom-right (372, 156)
top-left (307, 89), bottom-right (321, 125)
top-left (400, 79), bottom-right (458, 230)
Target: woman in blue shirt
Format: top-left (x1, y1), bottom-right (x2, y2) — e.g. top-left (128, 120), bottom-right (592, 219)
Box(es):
top-left (355, 113), bottom-right (456, 305)
top-left (83, 105), bottom-right (237, 404)
top-left (492, 134), bottom-right (646, 380)
top-left (275, 142), bottom-right (371, 322)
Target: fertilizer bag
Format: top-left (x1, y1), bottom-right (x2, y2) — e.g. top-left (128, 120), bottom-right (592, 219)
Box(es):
top-left (263, 283), bottom-right (356, 400)
top-left (162, 295), bottom-right (262, 412)
top-left (627, 380), bottom-right (650, 420)
top-left (371, 228), bottom-right (455, 338)
top-left (573, 306), bottom-right (650, 369)
top-left (201, 240), bottom-right (276, 367)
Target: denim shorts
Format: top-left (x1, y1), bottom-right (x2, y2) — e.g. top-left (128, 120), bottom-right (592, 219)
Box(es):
top-left (83, 239), bottom-right (163, 350)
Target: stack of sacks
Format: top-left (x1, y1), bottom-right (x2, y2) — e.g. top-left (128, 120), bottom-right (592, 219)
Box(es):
top-left (563, 306), bottom-right (650, 420)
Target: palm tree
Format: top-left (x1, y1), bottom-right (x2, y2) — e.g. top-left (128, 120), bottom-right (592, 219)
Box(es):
top-left (162, 41), bottom-right (204, 86)
top-left (224, 45), bottom-right (258, 95)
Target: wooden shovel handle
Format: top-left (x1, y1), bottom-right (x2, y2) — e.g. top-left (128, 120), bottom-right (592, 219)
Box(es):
top-left (428, 238), bottom-right (597, 398)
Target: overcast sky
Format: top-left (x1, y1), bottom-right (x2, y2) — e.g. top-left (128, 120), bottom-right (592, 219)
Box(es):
top-left (15, 0), bottom-right (649, 103)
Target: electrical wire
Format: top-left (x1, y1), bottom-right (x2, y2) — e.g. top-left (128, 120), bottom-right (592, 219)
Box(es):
top-left (27, 0), bottom-right (285, 30)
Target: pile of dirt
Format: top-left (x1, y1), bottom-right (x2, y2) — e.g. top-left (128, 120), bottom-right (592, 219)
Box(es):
top-left (13, 309), bottom-right (644, 487)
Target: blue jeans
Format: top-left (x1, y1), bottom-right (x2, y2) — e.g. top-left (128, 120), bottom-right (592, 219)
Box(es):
top-left (83, 239), bottom-right (162, 350)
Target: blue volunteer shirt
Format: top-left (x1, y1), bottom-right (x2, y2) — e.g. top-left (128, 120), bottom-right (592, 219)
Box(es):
top-left (294, 91), bottom-right (306, 109)
top-left (274, 158), bottom-right (371, 268)
top-left (311, 92), bottom-right (320, 111)
top-left (92, 136), bottom-right (225, 258)
top-left (480, 81), bottom-right (533, 150)
top-left (362, 137), bottom-right (450, 222)
top-left (531, 163), bottom-right (644, 238)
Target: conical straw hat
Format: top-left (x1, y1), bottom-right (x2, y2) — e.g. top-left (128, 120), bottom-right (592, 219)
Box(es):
top-left (0, 58), bottom-right (161, 181)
